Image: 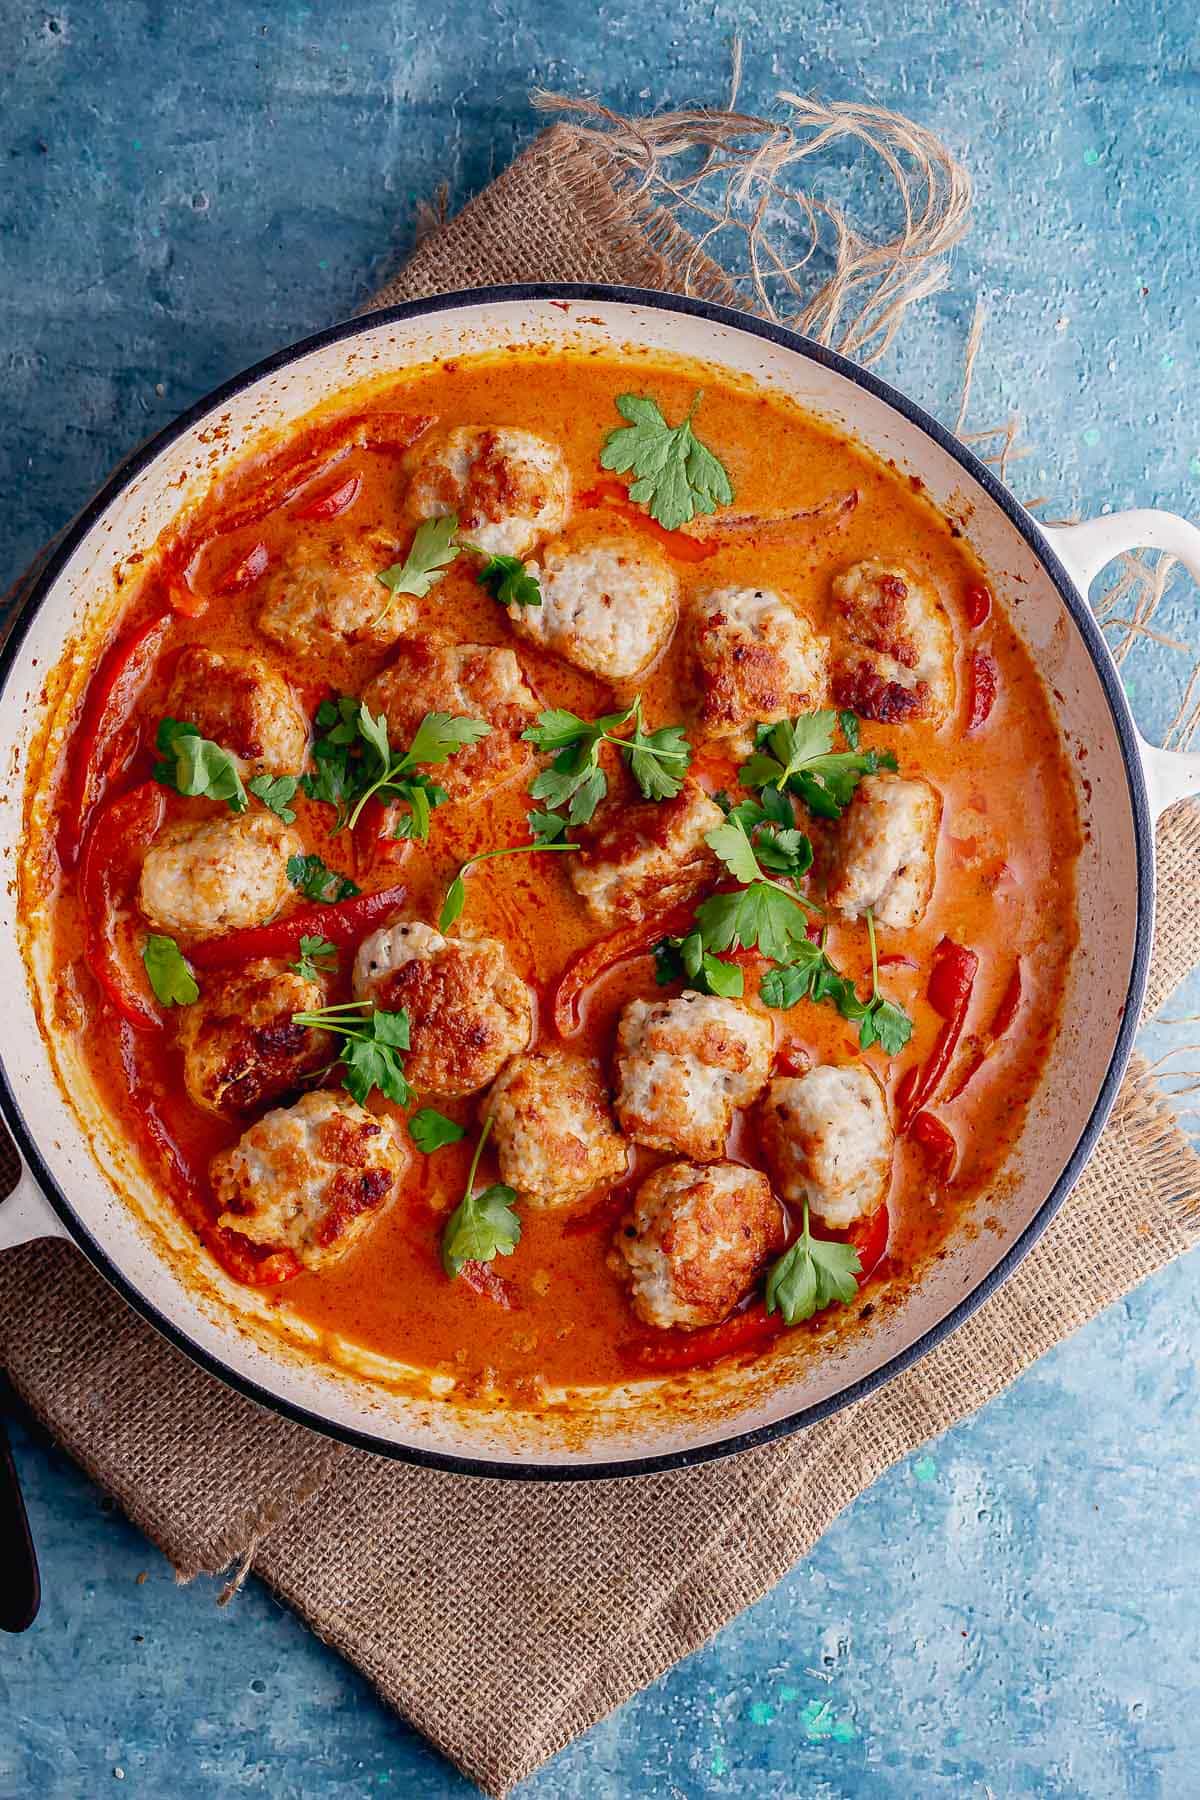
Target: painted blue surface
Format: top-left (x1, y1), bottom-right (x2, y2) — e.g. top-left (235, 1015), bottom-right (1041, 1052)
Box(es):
top-left (2, 2), bottom-right (1199, 1795)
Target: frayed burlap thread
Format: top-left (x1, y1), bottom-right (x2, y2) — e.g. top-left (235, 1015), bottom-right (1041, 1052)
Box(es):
top-left (2, 122), bottom-right (1199, 1797)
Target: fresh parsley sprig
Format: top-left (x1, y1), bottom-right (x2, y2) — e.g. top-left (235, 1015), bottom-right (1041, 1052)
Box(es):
top-left (409, 1107), bottom-right (467, 1154)
top-left (290, 1000), bottom-right (414, 1107)
top-left (758, 909), bottom-right (912, 1056)
top-left (142, 934), bottom-right (198, 1007)
top-left (461, 542), bottom-right (542, 609)
top-left (739, 710), bottom-right (898, 821)
top-left (301, 698), bottom-right (490, 839)
top-left (765, 1201), bottom-right (862, 1325)
top-left (599, 391), bottom-right (734, 530)
top-left (438, 840), bottom-right (581, 931)
top-left (653, 930), bottom-right (744, 999)
top-left (694, 812), bottom-right (820, 964)
top-left (290, 934), bottom-right (339, 981)
top-left (524, 697), bottom-right (692, 829)
top-left (153, 720), bottom-right (248, 813)
top-left (440, 1114), bottom-right (521, 1277)
top-left (374, 514), bottom-right (462, 625)
top-left (247, 773), bottom-right (299, 823)
top-left (286, 851), bottom-right (360, 904)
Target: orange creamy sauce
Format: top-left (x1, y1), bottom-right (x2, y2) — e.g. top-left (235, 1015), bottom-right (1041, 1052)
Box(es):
top-left (41, 349), bottom-right (1080, 1400)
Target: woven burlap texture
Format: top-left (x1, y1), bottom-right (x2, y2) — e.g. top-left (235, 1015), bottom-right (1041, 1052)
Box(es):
top-left (2, 126), bottom-right (1198, 1797)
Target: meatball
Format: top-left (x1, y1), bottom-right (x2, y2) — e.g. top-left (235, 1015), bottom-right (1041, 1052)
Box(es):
top-left (256, 534), bottom-right (412, 659)
top-left (211, 1090), bottom-right (406, 1273)
top-left (514, 528), bottom-right (679, 683)
top-left (612, 1160), bottom-right (784, 1330)
top-left (361, 637), bottom-right (536, 803)
top-left (138, 811), bottom-right (300, 941)
top-left (615, 991), bottom-right (774, 1162)
top-left (687, 586), bottom-right (827, 754)
top-left (826, 772), bottom-right (941, 930)
top-left (406, 425), bottom-right (569, 559)
top-left (830, 560), bottom-right (955, 726)
top-left (166, 646), bottom-right (308, 777)
top-left (486, 1049), bottom-right (628, 1208)
top-left (353, 921), bottom-right (533, 1098)
top-left (569, 779), bottom-right (725, 927)
top-left (176, 960), bottom-right (330, 1117)
top-left (758, 1066), bottom-right (892, 1228)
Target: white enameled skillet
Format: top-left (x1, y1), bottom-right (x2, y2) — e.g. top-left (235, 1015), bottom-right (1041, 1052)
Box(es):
top-left (2, 286), bottom-right (1199, 1478)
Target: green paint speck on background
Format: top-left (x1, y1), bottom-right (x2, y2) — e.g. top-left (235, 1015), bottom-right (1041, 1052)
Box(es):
top-left (778, 1685), bottom-right (799, 1703)
top-left (1189, 455), bottom-right (1200, 477)
top-left (1082, 426), bottom-right (1102, 447)
top-left (1161, 352), bottom-right (1175, 370)
top-left (913, 1454), bottom-right (938, 1483)
top-left (710, 1749), bottom-right (727, 1776)
top-left (748, 1700), bottom-right (774, 1726)
top-left (1083, 147), bottom-right (1101, 165)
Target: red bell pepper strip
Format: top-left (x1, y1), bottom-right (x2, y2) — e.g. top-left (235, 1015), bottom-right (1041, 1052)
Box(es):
top-left (117, 1019), bottom-right (302, 1286)
top-left (945, 960), bottom-right (1023, 1101)
top-left (214, 539), bottom-right (269, 595)
top-left (59, 611), bottom-right (170, 867)
top-left (577, 481), bottom-right (721, 564)
top-left (459, 1260), bottom-right (518, 1308)
top-left (79, 782), bottom-right (167, 1031)
top-left (622, 1303), bottom-right (787, 1374)
top-left (849, 1200), bottom-right (890, 1282)
top-left (291, 471), bottom-right (362, 522)
top-left (967, 649), bottom-right (999, 730)
top-left (964, 581), bottom-right (992, 627)
top-left (552, 904), bottom-right (697, 1037)
top-left (899, 938), bottom-right (979, 1126)
top-left (187, 881), bottom-right (408, 970)
top-left (910, 1111), bottom-right (957, 1183)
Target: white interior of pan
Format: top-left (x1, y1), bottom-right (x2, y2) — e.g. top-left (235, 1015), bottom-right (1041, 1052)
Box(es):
top-left (0, 295), bottom-right (1141, 1467)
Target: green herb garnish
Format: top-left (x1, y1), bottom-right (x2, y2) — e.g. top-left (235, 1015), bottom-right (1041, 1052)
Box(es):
top-left (301, 697), bottom-right (488, 839)
top-left (409, 1108), bottom-right (467, 1154)
top-left (652, 930), bottom-right (744, 999)
top-left (142, 934), bottom-right (198, 1008)
top-left (440, 1114), bottom-right (521, 1277)
top-left (438, 840), bottom-right (581, 932)
top-left (464, 545), bottom-right (542, 609)
top-left (247, 773), bottom-right (300, 824)
top-left (524, 697), bottom-right (691, 829)
top-left (290, 1000), bottom-right (413, 1107)
top-left (765, 1201), bottom-right (862, 1325)
top-left (286, 852), bottom-right (360, 904)
top-left (374, 514), bottom-right (462, 624)
top-left (153, 719), bottom-right (247, 813)
top-left (290, 934), bottom-right (339, 981)
top-left (599, 391), bottom-right (733, 530)
top-left (739, 710), bottom-right (897, 822)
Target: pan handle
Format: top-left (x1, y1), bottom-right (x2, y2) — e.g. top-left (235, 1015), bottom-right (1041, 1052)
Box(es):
top-left (1041, 510), bottom-right (1200, 820)
top-left (0, 1159), bottom-right (69, 1254)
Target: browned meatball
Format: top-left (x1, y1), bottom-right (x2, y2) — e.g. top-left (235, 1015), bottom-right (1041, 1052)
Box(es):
top-left (830, 559), bottom-right (954, 726)
top-left (569, 779), bottom-right (726, 928)
top-left (165, 647), bottom-right (308, 776)
top-left (176, 960), bottom-right (330, 1117)
top-left (486, 1049), bottom-right (628, 1207)
top-left (361, 637), bottom-right (536, 803)
top-left (614, 991), bottom-right (774, 1162)
top-left (211, 1091), bottom-right (407, 1274)
top-left (611, 1160), bottom-right (785, 1329)
top-left (353, 921), bottom-right (533, 1098)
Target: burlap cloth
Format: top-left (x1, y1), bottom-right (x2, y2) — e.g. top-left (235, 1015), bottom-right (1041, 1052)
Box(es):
top-left (3, 126), bottom-right (1200, 1796)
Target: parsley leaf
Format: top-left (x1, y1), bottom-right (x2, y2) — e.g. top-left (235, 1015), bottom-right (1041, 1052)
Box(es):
top-left (441, 1115), bottom-right (521, 1276)
top-left (758, 909), bottom-right (912, 1056)
top-left (409, 1107), bottom-right (467, 1154)
top-left (739, 710), bottom-right (898, 821)
top-left (527, 808), bottom-right (568, 845)
top-left (290, 934), bottom-right (338, 981)
top-left (286, 852), bottom-right (360, 904)
top-left (695, 882), bottom-right (815, 966)
top-left (301, 699), bottom-right (490, 838)
top-left (437, 839), bottom-right (581, 932)
top-left (468, 548), bottom-right (542, 609)
top-left (248, 773), bottom-right (299, 823)
top-left (142, 934), bottom-right (198, 1007)
top-left (653, 930), bottom-right (745, 999)
top-left (599, 391), bottom-right (734, 530)
top-left (375, 513), bottom-right (461, 621)
top-left (292, 1000), bottom-right (413, 1107)
top-left (765, 1201), bottom-right (862, 1325)
top-left (153, 719), bottom-right (247, 813)
top-left (524, 697), bottom-right (691, 827)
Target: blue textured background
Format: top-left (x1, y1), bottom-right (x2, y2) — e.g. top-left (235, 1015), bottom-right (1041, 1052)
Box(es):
top-left (2, 3), bottom-right (1198, 1795)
